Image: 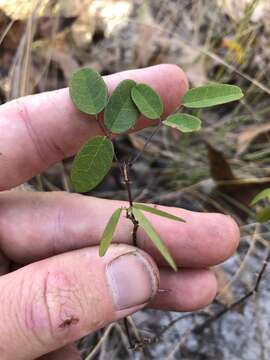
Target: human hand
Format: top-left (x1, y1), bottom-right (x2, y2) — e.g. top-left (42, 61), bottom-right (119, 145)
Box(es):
top-left (0, 65), bottom-right (239, 360)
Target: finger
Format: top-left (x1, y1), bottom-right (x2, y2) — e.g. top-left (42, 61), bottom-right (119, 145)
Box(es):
top-left (0, 192), bottom-right (239, 267)
top-left (37, 345), bottom-right (81, 360)
top-left (0, 64), bottom-right (188, 190)
top-left (150, 268), bottom-right (217, 311)
top-left (0, 245), bottom-right (159, 360)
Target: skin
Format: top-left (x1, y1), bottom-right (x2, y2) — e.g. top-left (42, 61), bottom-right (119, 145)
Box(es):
top-left (0, 64), bottom-right (240, 360)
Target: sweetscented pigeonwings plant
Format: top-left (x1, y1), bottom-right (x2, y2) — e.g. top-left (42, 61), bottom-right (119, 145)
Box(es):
top-left (69, 68), bottom-right (244, 271)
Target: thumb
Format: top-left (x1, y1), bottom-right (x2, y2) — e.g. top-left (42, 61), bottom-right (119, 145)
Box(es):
top-left (0, 245), bottom-right (159, 360)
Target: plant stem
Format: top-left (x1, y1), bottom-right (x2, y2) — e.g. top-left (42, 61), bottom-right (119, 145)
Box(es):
top-left (35, 174), bottom-right (43, 191)
top-left (129, 106), bottom-right (183, 167)
top-left (123, 317), bottom-right (134, 348)
top-left (122, 161), bottom-right (139, 247)
top-left (129, 120), bottom-right (163, 166)
top-left (119, 117), bottom-right (171, 350)
top-left (95, 114), bottom-right (111, 139)
top-left (123, 161), bottom-right (133, 207)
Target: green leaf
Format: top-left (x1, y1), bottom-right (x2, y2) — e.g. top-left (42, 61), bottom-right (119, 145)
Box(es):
top-left (256, 206), bottom-right (270, 223)
top-left (71, 136), bottom-right (114, 193)
top-left (163, 113), bottom-right (201, 133)
top-left (131, 84), bottom-right (164, 119)
top-left (251, 188), bottom-right (270, 206)
top-left (99, 208), bottom-right (122, 256)
top-left (104, 80), bottom-right (140, 133)
top-left (182, 84), bottom-right (244, 108)
top-left (133, 203), bottom-right (185, 222)
top-left (69, 68), bottom-right (108, 115)
top-left (132, 208), bottom-right (177, 271)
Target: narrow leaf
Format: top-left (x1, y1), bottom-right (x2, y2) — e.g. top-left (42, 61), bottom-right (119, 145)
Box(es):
top-left (104, 80), bottom-right (140, 133)
top-left (163, 113), bottom-right (201, 133)
top-left (132, 208), bottom-right (177, 271)
top-left (182, 84), bottom-right (244, 108)
top-left (133, 203), bottom-right (185, 222)
top-left (251, 188), bottom-right (270, 206)
top-left (69, 68), bottom-right (108, 115)
top-left (71, 136), bottom-right (114, 193)
top-left (99, 208), bottom-right (122, 256)
top-left (131, 84), bottom-right (164, 119)
top-left (256, 206), bottom-right (270, 223)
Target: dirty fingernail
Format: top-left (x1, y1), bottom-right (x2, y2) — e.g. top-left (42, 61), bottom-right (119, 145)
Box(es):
top-left (106, 251), bottom-right (159, 311)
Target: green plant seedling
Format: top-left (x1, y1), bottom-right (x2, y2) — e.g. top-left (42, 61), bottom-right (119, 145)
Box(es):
top-left (69, 67), bottom-right (244, 270)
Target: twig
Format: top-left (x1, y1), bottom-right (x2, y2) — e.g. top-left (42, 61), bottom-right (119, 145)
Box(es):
top-left (122, 161), bottom-right (139, 247)
top-left (84, 323), bottom-right (115, 360)
top-left (129, 120), bottom-right (163, 166)
top-left (123, 317), bottom-right (134, 349)
top-left (166, 247), bottom-right (270, 358)
top-left (95, 114), bottom-right (111, 140)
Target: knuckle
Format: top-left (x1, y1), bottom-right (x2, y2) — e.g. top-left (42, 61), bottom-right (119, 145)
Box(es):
top-left (15, 99), bottom-right (47, 167)
top-left (16, 99), bottom-right (65, 167)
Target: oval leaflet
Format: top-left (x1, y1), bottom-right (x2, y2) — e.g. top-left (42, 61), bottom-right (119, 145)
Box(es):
top-left (182, 84), bottom-right (244, 108)
top-left (70, 136), bottom-right (114, 193)
top-left (163, 113), bottom-right (201, 133)
top-left (104, 80), bottom-right (140, 133)
top-left (69, 68), bottom-right (108, 115)
top-left (131, 83), bottom-right (164, 119)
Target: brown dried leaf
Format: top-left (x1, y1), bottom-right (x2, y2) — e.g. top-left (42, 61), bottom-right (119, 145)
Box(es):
top-left (0, 0), bottom-right (81, 20)
top-left (72, 0), bottom-right (132, 48)
top-left (207, 143), bottom-right (270, 219)
top-left (207, 143), bottom-right (235, 182)
top-left (237, 123), bottom-right (270, 155)
top-left (0, 10), bottom-right (25, 51)
top-left (0, 0), bottom-right (50, 20)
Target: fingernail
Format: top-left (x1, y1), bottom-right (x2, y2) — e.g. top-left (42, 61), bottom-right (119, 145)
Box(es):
top-left (106, 251), bottom-right (159, 311)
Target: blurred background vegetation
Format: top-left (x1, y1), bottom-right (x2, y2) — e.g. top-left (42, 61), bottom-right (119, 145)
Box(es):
top-left (1, 0), bottom-right (270, 359)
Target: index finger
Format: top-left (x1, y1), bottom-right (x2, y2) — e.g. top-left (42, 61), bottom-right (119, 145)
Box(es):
top-left (0, 192), bottom-right (239, 267)
top-left (0, 64), bottom-right (188, 190)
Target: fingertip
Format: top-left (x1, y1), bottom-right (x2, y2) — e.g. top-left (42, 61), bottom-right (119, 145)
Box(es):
top-left (212, 214), bottom-right (240, 264)
top-left (149, 268), bottom-right (217, 312)
top-left (151, 64), bottom-right (189, 114)
top-left (179, 269), bottom-right (217, 311)
top-left (197, 270), bottom-right (218, 309)
top-left (226, 215), bottom-right (241, 252)
top-left (163, 63), bottom-right (189, 95)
